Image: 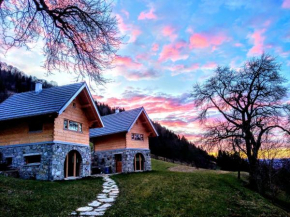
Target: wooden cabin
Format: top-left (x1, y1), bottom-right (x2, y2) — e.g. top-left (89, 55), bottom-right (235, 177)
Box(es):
top-left (90, 107), bottom-right (158, 173)
top-left (0, 81), bottom-right (103, 180)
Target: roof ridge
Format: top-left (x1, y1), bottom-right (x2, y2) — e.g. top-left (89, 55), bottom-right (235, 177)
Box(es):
top-left (56, 82), bottom-right (86, 113)
top-left (6, 82), bottom-right (85, 96)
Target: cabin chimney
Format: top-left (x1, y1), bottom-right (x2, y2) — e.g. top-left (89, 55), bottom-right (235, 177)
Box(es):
top-left (115, 107), bottom-right (119, 114)
top-left (35, 80), bottom-right (43, 93)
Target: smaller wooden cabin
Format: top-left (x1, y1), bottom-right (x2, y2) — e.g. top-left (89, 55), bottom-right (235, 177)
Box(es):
top-left (90, 107), bottom-right (158, 173)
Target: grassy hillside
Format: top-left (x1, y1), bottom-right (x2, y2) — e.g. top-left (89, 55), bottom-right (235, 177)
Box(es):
top-left (106, 159), bottom-right (288, 217)
top-left (0, 160), bottom-right (288, 217)
top-left (0, 177), bottom-right (103, 217)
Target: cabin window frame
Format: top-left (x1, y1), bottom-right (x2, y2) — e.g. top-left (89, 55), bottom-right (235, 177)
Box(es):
top-left (24, 154), bottom-right (41, 165)
top-left (131, 133), bottom-right (144, 141)
top-left (64, 119), bottom-right (83, 133)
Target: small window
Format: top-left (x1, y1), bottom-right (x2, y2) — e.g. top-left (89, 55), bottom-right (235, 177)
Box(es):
top-left (64, 119), bottom-right (82, 132)
top-left (29, 122), bottom-right (43, 132)
top-left (6, 157), bottom-right (12, 166)
top-left (73, 102), bottom-right (76, 108)
top-left (25, 155), bottom-right (41, 164)
top-left (131, 133), bottom-right (144, 141)
top-left (64, 120), bottom-right (68, 129)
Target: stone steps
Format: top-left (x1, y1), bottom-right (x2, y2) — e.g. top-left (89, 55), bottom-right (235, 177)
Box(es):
top-left (71, 175), bottom-right (119, 217)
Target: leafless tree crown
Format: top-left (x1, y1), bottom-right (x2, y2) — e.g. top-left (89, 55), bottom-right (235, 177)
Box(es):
top-left (0, 0), bottom-right (121, 83)
top-left (192, 54), bottom-right (290, 175)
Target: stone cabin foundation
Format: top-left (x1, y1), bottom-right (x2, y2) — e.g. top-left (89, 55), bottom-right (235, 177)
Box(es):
top-left (0, 142), bottom-right (91, 180)
top-left (91, 148), bottom-right (151, 174)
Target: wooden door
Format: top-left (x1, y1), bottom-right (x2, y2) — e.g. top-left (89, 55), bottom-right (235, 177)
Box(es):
top-left (115, 154), bottom-right (122, 173)
top-left (64, 151), bottom-right (81, 178)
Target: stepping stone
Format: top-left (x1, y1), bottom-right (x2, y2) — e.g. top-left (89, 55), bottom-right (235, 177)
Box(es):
top-left (76, 206), bottom-right (93, 212)
top-left (99, 203), bottom-right (112, 209)
top-left (70, 211), bottom-right (77, 216)
top-left (79, 211), bottom-right (103, 216)
top-left (98, 197), bottom-right (115, 203)
top-left (88, 200), bottom-right (101, 207)
top-left (94, 207), bottom-right (107, 212)
top-left (102, 190), bottom-right (111, 194)
top-left (97, 194), bottom-right (108, 199)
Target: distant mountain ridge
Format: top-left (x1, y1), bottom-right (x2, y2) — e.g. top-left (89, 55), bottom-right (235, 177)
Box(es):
top-left (0, 62), bottom-right (56, 103)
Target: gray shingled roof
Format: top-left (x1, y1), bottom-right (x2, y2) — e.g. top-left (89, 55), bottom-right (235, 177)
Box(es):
top-left (90, 107), bottom-right (158, 138)
top-left (0, 82), bottom-right (85, 122)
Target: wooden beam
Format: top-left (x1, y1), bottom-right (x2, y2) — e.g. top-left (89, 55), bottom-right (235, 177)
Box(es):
top-left (73, 152), bottom-right (76, 177)
top-left (81, 104), bottom-right (91, 108)
top-left (66, 154), bottom-right (68, 178)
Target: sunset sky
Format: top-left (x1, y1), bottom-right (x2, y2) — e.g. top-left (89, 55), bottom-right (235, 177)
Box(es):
top-left (1, 0), bottom-right (290, 143)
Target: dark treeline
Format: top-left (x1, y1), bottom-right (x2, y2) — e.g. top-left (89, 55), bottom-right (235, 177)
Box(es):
top-left (149, 122), bottom-right (215, 168)
top-left (216, 150), bottom-right (249, 172)
top-left (96, 102), bottom-right (125, 116)
top-left (0, 62), bottom-right (56, 103)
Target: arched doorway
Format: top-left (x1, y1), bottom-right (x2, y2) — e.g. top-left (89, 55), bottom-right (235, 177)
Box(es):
top-left (134, 153), bottom-right (145, 171)
top-left (64, 150), bottom-right (82, 178)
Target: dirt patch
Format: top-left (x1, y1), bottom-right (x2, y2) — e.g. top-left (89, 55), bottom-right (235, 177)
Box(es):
top-left (168, 165), bottom-right (230, 174)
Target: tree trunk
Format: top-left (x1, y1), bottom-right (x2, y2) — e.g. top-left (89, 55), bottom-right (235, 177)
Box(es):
top-left (248, 157), bottom-right (259, 190)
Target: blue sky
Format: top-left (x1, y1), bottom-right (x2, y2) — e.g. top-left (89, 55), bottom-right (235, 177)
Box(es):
top-left (1, 0), bottom-right (290, 142)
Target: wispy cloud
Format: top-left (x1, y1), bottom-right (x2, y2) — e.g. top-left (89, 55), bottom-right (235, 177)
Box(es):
top-left (158, 40), bottom-right (188, 62)
top-left (247, 29), bottom-right (266, 56)
top-left (138, 7), bottom-right (157, 20)
top-left (282, 0), bottom-right (290, 8)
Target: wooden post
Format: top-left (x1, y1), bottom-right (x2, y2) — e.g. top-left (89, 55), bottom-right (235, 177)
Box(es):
top-left (73, 152), bottom-right (76, 177)
top-left (134, 155), bottom-right (136, 171)
top-left (66, 154), bottom-right (68, 178)
top-left (139, 154), bottom-right (141, 170)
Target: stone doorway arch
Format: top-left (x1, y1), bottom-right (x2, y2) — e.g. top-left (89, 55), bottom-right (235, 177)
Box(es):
top-left (64, 150), bottom-right (82, 178)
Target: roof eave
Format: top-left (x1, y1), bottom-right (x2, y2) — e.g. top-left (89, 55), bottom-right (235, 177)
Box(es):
top-left (57, 82), bottom-right (104, 128)
top-left (127, 107), bottom-right (159, 137)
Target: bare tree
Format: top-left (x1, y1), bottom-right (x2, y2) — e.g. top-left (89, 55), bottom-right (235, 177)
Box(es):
top-left (192, 54), bottom-right (290, 188)
top-left (0, 0), bottom-right (120, 83)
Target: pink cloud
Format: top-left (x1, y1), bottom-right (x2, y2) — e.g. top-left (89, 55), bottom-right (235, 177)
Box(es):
top-left (158, 41), bottom-right (188, 62)
top-left (93, 90), bottom-right (200, 141)
top-left (282, 0), bottom-right (290, 8)
top-left (121, 9), bottom-right (130, 19)
top-left (116, 14), bottom-right (141, 43)
top-left (189, 33), bottom-right (228, 49)
top-left (151, 43), bottom-right (159, 52)
top-left (162, 25), bottom-right (178, 41)
top-left (234, 43), bottom-right (243, 47)
top-left (159, 120), bottom-right (188, 128)
top-left (112, 56), bottom-right (160, 81)
top-left (247, 29), bottom-right (265, 56)
top-left (128, 28), bottom-right (142, 43)
top-left (203, 62), bottom-right (217, 69)
top-left (138, 8), bottom-right (157, 20)
top-left (113, 56), bottom-right (142, 69)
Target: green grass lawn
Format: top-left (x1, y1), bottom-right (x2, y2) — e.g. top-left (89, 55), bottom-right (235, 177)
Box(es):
top-left (0, 160), bottom-right (289, 217)
top-left (0, 176), bottom-right (103, 217)
top-left (106, 159), bottom-right (289, 217)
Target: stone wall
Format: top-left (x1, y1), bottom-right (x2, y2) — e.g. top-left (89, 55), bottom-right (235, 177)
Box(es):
top-left (92, 148), bottom-right (151, 174)
top-left (0, 142), bottom-right (91, 180)
top-left (51, 142), bottom-right (91, 180)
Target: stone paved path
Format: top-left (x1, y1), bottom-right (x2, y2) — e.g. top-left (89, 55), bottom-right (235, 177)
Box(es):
top-left (71, 175), bottom-right (119, 216)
